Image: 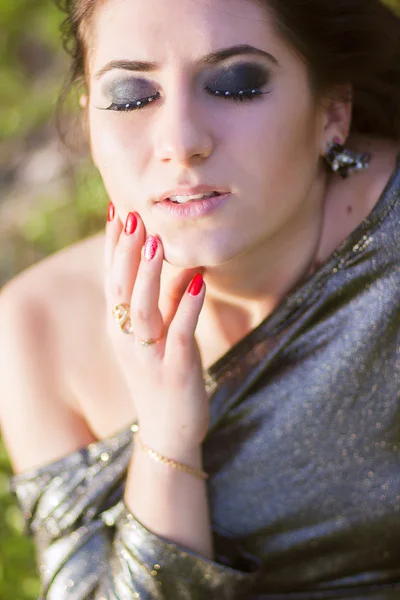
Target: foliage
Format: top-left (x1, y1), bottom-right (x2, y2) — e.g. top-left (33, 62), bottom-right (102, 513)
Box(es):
top-left (0, 0), bottom-right (65, 140)
top-left (0, 438), bottom-right (39, 599)
top-left (0, 3), bottom-right (107, 597)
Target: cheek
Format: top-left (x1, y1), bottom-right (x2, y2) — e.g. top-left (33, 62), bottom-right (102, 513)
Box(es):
top-left (89, 112), bottom-right (147, 176)
top-left (228, 97), bottom-right (321, 214)
top-left (88, 112), bottom-right (155, 210)
top-left (218, 92), bottom-right (323, 238)
top-left (231, 95), bottom-right (319, 178)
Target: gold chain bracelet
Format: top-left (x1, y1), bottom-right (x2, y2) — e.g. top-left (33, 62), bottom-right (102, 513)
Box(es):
top-left (131, 424), bottom-right (209, 480)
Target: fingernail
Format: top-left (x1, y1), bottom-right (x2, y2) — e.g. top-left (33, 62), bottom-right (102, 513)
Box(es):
top-left (125, 212), bottom-right (138, 235)
top-left (144, 235), bottom-right (158, 261)
top-left (107, 201), bottom-right (115, 222)
top-left (188, 273), bottom-right (204, 297)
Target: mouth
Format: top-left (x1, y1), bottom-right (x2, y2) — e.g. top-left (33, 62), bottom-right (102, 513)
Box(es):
top-left (155, 188), bottom-right (231, 219)
top-left (156, 185), bottom-right (230, 205)
top-left (167, 191), bottom-right (222, 204)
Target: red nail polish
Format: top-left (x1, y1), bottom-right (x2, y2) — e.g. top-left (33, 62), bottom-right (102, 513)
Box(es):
top-left (188, 273), bottom-right (203, 297)
top-left (125, 212), bottom-right (138, 235)
top-left (144, 235), bottom-right (158, 261)
top-left (108, 201), bottom-right (115, 222)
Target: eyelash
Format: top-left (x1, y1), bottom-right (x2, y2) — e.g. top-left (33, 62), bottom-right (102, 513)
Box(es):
top-left (103, 87), bottom-right (270, 112)
top-left (105, 92), bottom-right (161, 112)
top-left (204, 86), bottom-right (270, 103)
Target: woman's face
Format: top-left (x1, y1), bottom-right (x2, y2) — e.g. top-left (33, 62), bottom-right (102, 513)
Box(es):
top-left (87, 0), bottom-right (332, 268)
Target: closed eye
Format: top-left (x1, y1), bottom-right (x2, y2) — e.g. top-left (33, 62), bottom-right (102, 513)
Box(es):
top-left (204, 86), bottom-right (272, 102)
top-left (96, 62), bottom-right (273, 112)
top-left (97, 92), bottom-right (161, 112)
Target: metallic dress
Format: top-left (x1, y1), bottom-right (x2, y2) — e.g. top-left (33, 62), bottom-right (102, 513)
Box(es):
top-left (11, 153), bottom-right (400, 599)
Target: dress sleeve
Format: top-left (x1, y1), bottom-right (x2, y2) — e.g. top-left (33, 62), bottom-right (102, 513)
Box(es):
top-left (10, 429), bottom-right (258, 599)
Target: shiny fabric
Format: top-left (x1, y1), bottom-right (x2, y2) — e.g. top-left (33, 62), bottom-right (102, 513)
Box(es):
top-left (11, 153), bottom-right (400, 599)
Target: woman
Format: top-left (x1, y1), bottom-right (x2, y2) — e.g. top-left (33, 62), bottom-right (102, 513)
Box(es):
top-left (1, 0), bottom-right (400, 597)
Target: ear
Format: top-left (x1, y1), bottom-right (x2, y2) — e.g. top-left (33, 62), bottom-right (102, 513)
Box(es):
top-left (79, 93), bottom-right (88, 109)
top-left (319, 84), bottom-right (353, 153)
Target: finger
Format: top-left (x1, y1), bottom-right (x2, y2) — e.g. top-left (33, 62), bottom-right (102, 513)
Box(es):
top-left (108, 211), bottom-right (146, 312)
top-left (104, 202), bottom-right (124, 307)
top-left (166, 273), bottom-right (206, 362)
top-left (104, 201), bottom-right (123, 270)
top-left (160, 267), bottom-right (201, 329)
top-left (129, 234), bottom-right (165, 346)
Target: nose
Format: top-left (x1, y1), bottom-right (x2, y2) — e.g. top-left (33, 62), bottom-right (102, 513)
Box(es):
top-left (153, 92), bottom-right (214, 165)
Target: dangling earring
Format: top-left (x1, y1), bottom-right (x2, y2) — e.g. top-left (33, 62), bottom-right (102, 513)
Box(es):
top-left (324, 137), bottom-right (371, 178)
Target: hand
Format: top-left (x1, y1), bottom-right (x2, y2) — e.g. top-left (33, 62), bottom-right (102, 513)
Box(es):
top-left (104, 205), bottom-right (210, 452)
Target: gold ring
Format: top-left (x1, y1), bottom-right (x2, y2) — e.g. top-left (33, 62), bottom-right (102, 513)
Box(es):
top-left (112, 303), bottom-right (134, 334)
top-left (112, 304), bottom-right (163, 343)
top-left (138, 337), bottom-right (163, 347)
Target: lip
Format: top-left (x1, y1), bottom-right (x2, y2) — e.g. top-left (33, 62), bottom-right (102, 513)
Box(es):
top-left (155, 192), bottom-right (231, 218)
top-left (156, 185), bottom-right (231, 203)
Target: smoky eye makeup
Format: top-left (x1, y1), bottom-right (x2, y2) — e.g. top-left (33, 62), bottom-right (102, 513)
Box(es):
top-left (205, 62), bottom-right (271, 94)
top-left (94, 60), bottom-right (273, 113)
top-left (96, 76), bottom-right (160, 109)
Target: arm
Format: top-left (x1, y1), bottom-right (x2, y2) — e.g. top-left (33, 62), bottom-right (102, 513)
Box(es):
top-left (0, 260), bottom-right (212, 561)
top-left (1, 283), bottom-right (257, 599)
top-left (126, 437), bottom-right (213, 559)
top-left (0, 277), bottom-right (98, 474)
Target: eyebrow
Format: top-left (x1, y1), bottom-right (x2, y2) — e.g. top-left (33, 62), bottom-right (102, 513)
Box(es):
top-left (94, 44), bottom-right (279, 80)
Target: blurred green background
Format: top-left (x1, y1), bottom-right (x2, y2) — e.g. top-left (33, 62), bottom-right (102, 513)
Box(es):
top-left (1, 0), bottom-right (400, 598)
top-left (0, 2), bottom-right (107, 598)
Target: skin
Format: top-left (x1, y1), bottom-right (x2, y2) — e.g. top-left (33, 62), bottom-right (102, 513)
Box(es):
top-left (86, 0), bottom-right (352, 336)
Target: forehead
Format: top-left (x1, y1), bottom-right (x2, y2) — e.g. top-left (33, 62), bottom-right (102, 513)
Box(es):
top-left (89, 0), bottom-right (279, 69)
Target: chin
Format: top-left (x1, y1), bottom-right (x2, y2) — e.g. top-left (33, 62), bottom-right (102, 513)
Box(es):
top-left (163, 243), bottom-right (229, 270)
top-left (163, 251), bottom-right (207, 270)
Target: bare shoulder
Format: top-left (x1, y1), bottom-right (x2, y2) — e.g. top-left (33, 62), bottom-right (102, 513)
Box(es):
top-left (0, 231), bottom-right (107, 474)
top-left (3, 230), bottom-right (106, 296)
top-left (1, 230), bottom-right (108, 403)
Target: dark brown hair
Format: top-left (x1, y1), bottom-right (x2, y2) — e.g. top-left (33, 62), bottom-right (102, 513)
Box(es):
top-left (55, 0), bottom-right (400, 141)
